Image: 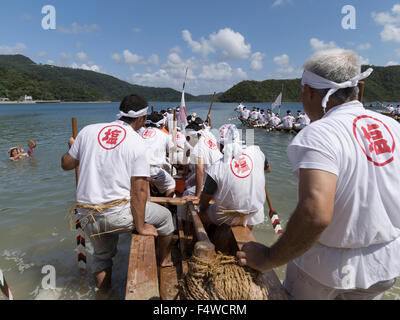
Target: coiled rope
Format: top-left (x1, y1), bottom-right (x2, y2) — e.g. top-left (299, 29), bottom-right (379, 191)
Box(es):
top-left (179, 252), bottom-right (269, 300)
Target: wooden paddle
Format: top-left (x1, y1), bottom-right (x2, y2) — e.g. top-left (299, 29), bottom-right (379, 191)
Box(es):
top-left (71, 117), bottom-right (86, 270)
top-left (358, 81), bottom-right (365, 103)
top-left (72, 117), bottom-right (79, 187)
top-left (206, 92), bottom-right (216, 128)
top-left (265, 185), bottom-right (283, 234)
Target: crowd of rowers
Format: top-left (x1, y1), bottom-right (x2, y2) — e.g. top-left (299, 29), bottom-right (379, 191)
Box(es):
top-left (61, 94), bottom-right (271, 292)
top-left (384, 104), bottom-right (400, 116)
top-left (235, 103), bottom-right (311, 131)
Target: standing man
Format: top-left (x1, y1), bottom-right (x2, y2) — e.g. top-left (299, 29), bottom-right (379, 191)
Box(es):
top-left (237, 49), bottom-right (400, 300)
top-left (61, 94), bottom-right (174, 293)
top-left (141, 114), bottom-right (176, 197)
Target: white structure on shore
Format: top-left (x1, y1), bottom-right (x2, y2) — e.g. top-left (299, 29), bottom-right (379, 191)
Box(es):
top-left (0, 97), bottom-right (9, 102)
top-left (20, 95), bottom-right (33, 102)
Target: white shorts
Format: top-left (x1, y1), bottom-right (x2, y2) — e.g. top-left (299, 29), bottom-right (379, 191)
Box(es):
top-left (283, 261), bottom-right (396, 300)
top-left (79, 202), bottom-right (175, 273)
top-left (149, 166), bottom-right (176, 194)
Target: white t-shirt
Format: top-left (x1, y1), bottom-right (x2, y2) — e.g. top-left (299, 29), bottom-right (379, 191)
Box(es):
top-left (206, 146), bottom-right (266, 226)
top-left (270, 116), bottom-right (281, 126)
top-left (259, 113), bottom-right (266, 123)
top-left (241, 110), bottom-right (250, 120)
top-left (69, 120), bottom-right (150, 215)
top-left (166, 113), bottom-right (174, 131)
top-left (287, 100), bottom-right (400, 289)
top-left (250, 111), bottom-right (258, 121)
top-left (282, 115), bottom-right (295, 128)
top-left (191, 131), bottom-right (223, 170)
top-left (237, 104), bottom-right (244, 112)
top-left (140, 127), bottom-right (174, 167)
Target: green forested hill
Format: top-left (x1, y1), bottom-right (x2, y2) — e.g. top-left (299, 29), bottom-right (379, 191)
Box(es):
top-left (218, 65), bottom-right (400, 103)
top-left (0, 54), bottom-right (201, 102)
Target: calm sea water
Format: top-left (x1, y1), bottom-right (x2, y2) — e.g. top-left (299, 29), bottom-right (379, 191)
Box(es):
top-left (0, 101), bottom-right (398, 300)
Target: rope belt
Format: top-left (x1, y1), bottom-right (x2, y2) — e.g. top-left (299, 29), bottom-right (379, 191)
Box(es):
top-left (69, 198), bottom-right (130, 237)
top-left (215, 206), bottom-right (254, 226)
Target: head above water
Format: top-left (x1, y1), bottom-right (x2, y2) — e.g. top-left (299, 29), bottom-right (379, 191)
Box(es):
top-left (301, 49), bottom-right (369, 122)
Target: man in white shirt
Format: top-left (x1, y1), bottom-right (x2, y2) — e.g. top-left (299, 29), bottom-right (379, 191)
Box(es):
top-left (240, 107), bottom-right (250, 121)
top-left (237, 49), bottom-right (400, 300)
top-left (166, 108), bottom-right (174, 133)
top-left (278, 110), bottom-right (295, 130)
top-left (141, 114), bottom-right (176, 197)
top-left (61, 95), bottom-right (174, 292)
top-left (199, 124), bottom-right (270, 228)
top-left (249, 107), bottom-right (259, 125)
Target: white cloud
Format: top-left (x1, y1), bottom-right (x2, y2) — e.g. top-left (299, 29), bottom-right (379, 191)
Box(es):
top-left (359, 56), bottom-right (370, 65)
top-left (182, 28), bottom-right (251, 60)
top-left (209, 28), bottom-right (251, 60)
top-left (273, 54), bottom-right (290, 67)
top-left (182, 30), bottom-right (215, 57)
top-left (71, 62), bottom-right (101, 72)
top-left (75, 52), bottom-right (88, 62)
top-left (0, 43), bottom-right (27, 54)
top-left (357, 43), bottom-right (371, 50)
top-left (170, 46), bottom-right (181, 54)
top-left (123, 50), bottom-right (145, 64)
top-left (148, 54), bottom-right (160, 66)
top-left (272, 0), bottom-right (292, 7)
top-left (386, 61), bottom-right (400, 66)
top-left (199, 62), bottom-right (234, 81)
top-left (35, 51), bottom-right (48, 58)
top-left (58, 22), bottom-right (100, 34)
top-left (250, 52), bottom-right (265, 71)
top-left (133, 28), bottom-right (141, 33)
top-left (273, 53), bottom-right (301, 77)
top-left (310, 38), bottom-right (340, 52)
top-left (111, 53), bottom-right (121, 63)
top-left (372, 5), bottom-right (400, 43)
top-left (60, 52), bottom-right (72, 60)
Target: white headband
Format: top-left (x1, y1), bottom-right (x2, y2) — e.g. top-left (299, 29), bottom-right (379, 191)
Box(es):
top-left (145, 119), bottom-right (164, 127)
top-left (117, 107), bottom-right (148, 119)
top-left (301, 68), bottom-right (373, 110)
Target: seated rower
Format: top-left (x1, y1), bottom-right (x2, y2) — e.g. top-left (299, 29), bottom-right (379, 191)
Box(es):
top-left (267, 114), bottom-right (282, 130)
top-left (199, 124), bottom-right (270, 228)
top-left (240, 107), bottom-right (250, 123)
top-left (249, 107), bottom-right (259, 125)
top-left (277, 110), bottom-right (296, 130)
top-left (141, 114), bottom-right (176, 197)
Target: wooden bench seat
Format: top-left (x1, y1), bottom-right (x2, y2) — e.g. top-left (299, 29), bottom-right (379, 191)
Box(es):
top-left (125, 233), bottom-right (159, 300)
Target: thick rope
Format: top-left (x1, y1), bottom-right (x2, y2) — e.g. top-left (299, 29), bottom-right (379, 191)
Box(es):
top-left (179, 252), bottom-right (269, 300)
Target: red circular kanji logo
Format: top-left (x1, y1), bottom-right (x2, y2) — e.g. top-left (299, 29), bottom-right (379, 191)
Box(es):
top-left (98, 125), bottom-right (127, 150)
top-left (353, 115), bottom-right (396, 167)
top-left (203, 134), bottom-right (218, 150)
top-left (230, 154), bottom-right (254, 178)
top-left (142, 128), bottom-right (156, 139)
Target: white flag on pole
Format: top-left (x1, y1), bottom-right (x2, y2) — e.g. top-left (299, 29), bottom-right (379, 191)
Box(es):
top-left (177, 90), bottom-right (188, 129)
top-left (271, 92), bottom-right (282, 111)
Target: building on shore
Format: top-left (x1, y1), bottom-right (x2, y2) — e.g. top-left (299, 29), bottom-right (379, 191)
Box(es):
top-left (0, 97), bottom-right (9, 102)
top-left (20, 95), bottom-right (33, 102)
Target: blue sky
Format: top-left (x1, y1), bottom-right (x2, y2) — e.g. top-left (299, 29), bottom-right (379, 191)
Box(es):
top-left (1, 0), bottom-right (400, 95)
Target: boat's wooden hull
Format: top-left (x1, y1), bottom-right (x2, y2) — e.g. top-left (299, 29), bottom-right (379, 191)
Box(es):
top-left (125, 200), bottom-right (289, 300)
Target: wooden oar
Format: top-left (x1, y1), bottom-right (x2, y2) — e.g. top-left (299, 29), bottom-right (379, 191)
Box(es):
top-left (265, 185), bottom-right (283, 234)
top-left (206, 92), bottom-right (216, 128)
top-left (358, 81), bottom-right (365, 103)
top-left (72, 117), bottom-right (86, 270)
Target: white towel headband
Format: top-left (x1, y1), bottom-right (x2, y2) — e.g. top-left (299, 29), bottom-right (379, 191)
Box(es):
top-left (117, 107), bottom-right (148, 119)
top-left (301, 68), bottom-right (373, 110)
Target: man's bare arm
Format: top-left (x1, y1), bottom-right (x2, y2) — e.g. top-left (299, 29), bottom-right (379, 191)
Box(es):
top-left (237, 168), bottom-right (337, 272)
top-left (61, 153), bottom-right (79, 171)
top-left (195, 157), bottom-right (205, 198)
